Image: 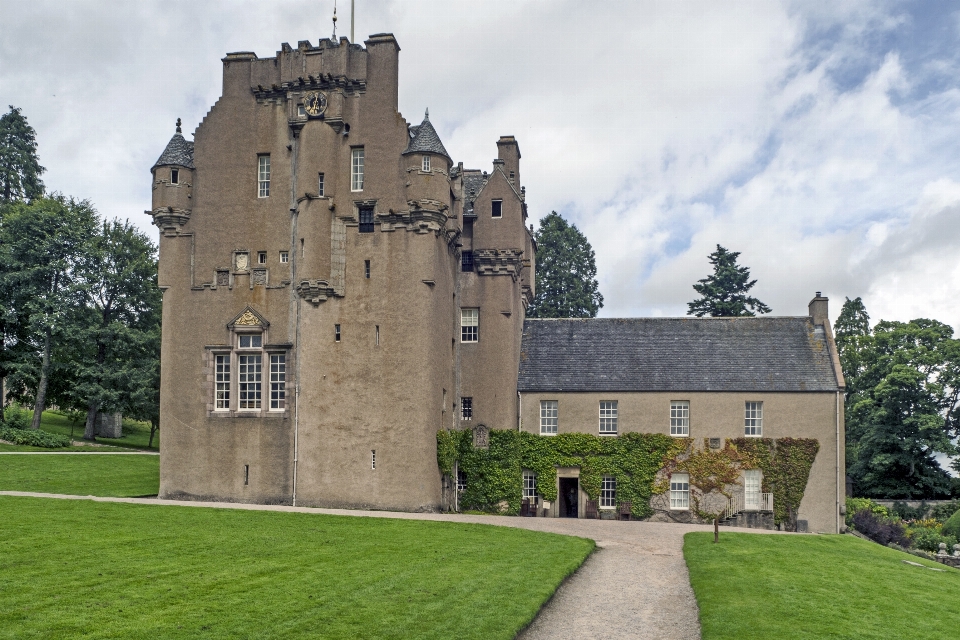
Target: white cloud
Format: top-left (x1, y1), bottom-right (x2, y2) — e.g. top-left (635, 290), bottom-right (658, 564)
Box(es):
top-left (2, 0), bottom-right (959, 331)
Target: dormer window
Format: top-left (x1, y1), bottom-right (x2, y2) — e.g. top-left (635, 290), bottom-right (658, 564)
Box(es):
top-left (171, 169), bottom-right (179, 184)
top-left (422, 156), bottom-right (431, 172)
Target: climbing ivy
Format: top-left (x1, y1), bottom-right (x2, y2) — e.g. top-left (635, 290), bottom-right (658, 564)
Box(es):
top-left (729, 437), bottom-right (820, 528)
top-left (439, 430), bottom-right (819, 526)
top-left (440, 429), bottom-right (684, 518)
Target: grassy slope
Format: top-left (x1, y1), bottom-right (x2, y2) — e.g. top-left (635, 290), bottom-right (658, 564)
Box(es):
top-left (32, 410), bottom-right (159, 450)
top-left (0, 497), bottom-right (593, 640)
top-left (0, 454), bottom-right (159, 497)
top-left (684, 532), bottom-right (960, 640)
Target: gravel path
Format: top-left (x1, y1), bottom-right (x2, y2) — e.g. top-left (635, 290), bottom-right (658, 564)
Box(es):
top-left (0, 492), bottom-right (791, 639)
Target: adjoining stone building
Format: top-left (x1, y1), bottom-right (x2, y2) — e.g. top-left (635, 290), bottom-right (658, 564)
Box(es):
top-left (150, 32), bottom-right (845, 532)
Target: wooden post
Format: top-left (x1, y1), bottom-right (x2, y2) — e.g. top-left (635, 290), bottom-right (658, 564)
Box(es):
top-left (714, 515), bottom-right (719, 543)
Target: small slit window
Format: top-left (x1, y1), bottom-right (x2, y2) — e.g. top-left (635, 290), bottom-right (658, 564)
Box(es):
top-left (318, 173), bottom-right (324, 197)
top-left (422, 156), bottom-right (431, 172)
top-left (170, 169), bottom-right (179, 184)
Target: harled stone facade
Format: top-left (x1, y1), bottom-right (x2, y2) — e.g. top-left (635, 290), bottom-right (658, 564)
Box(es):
top-left (150, 34), bottom-right (534, 511)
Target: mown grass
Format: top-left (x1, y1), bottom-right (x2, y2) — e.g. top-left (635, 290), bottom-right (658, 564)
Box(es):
top-left (0, 454), bottom-right (159, 497)
top-left (0, 497), bottom-right (594, 639)
top-left (0, 410), bottom-right (157, 451)
top-left (684, 531), bottom-right (960, 639)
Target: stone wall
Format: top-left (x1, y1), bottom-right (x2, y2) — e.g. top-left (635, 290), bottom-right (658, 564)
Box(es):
top-left (95, 413), bottom-right (122, 439)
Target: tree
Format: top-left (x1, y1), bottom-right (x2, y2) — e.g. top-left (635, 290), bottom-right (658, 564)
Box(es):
top-left (0, 195), bottom-right (97, 429)
top-left (687, 245), bottom-right (771, 317)
top-left (0, 106), bottom-right (45, 203)
top-left (527, 211), bottom-right (603, 318)
top-left (835, 300), bottom-right (960, 498)
top-left (66, 220), bottom-right (161, 440)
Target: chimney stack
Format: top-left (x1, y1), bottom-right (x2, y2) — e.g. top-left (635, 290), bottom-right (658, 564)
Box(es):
top-left (808, 292), bottom-right (829, 327)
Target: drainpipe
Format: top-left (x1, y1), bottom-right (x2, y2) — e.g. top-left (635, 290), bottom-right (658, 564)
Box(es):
top-left (517, 391), bottom-right (521, 431)
top-left (289, 118), bottom-right (302, 507)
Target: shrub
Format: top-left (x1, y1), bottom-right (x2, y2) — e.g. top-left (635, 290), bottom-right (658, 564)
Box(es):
top-left (891, 500), bottom-right (927, 521)
top-left (0, 426), bottom-right (71, 448)
top-left (930, 500), bottom-right (960, 523)
top-left (907, 526), bottom-right (958, 553)
top-left (852, 509), bottom-right (909, 546)
top-left (846, 497), bottom-right (888, 526)
top-left (943, 509), bottom-right (960, 540)
top-left (3, 406), bottom-right (32, 430)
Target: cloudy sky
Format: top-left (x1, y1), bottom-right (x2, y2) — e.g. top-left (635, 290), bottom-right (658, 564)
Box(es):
top-left (3, 0), bottom-right (959, 328)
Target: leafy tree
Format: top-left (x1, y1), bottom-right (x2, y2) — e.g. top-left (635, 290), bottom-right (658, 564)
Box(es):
top-left (836, 301), bottom-right (960, 498)
top-left (687, 245), bottom-right (771, 317)
top-left (0, 195), bottom-right (97, 429)
top-left (527, 211), bottom-right (603, 318)
top-left (0, 106), bottom-right (45, 203)
top-left (65, 220), bottom-right (161, 440)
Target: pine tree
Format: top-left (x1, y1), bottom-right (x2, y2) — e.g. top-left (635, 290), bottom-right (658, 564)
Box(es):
top-left (687, 245), bottom-right (771, 317)
top-left (0, 106), bottom-right (45, 203)
top-left (527, 211), bottom-right (603, 318)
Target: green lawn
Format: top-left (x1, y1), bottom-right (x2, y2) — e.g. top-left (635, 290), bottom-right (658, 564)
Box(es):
top-left (0, 454), bottom-right (159, 497)
top-left (685, 531), bottom-right (960, 639)
top-left (0, 410), bottom-right (158, 451)
top-left (0, 497), bottom-right (593, 639)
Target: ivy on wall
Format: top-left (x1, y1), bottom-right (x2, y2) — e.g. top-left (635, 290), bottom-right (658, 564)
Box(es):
top-left (438, 430), bottom-right (820, 527)
top-left (729, 437), bottom-right (820, 527)
top-left (439, 430), bottom-right (684, 517)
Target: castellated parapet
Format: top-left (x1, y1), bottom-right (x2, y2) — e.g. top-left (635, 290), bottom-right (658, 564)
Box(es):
top-left (150, 33), bottom-right (534, 511)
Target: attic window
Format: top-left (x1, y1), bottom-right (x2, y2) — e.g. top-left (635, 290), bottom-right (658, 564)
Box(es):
top-left (491, 200), bottom-right (502, 218)
top-left (170, 169), bottom-right (179, 184)
top-left (298, 105), bottom-right (306, 118)
top-left (422, 156), bottom-right (431, 172)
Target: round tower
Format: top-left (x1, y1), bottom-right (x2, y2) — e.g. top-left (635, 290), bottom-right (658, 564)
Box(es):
top-left (402, 109), bottom-right (452, 205)
top-left (150, 118), bottom-right (195, 233)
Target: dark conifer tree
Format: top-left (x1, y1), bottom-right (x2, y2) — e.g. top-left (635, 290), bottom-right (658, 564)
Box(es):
top-left (687, 245), bottom-right (770, 317)
top-left (527, 211), bottom-right (603, 318)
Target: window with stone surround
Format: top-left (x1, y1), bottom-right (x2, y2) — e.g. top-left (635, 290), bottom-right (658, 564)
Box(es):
top-left (280, 251), bottom-right (289, 264)
top-left (258, 154), bottom-right (270, 197)
top-left (523, 471), bottom-right (537, 500)
top-left (600, 475), bottom-right (616, 508)
top-left (351, 147), bottom-right (364, 191)
top-left (670, 473), bottom-right (690, 510)
top-left (269, 354), bottom-right (286, 410)
top-left (745, 401), bottom-right (763, 437)
top-left (461, 308), bottom-right (478, 343)
top-left (540, 400), bottom-right (558, 435)
top-left (359, 207), bottom-right (375, 233)
top-left (670, 401), bottom-right (689, 436)
top-left (214, 355), bottom-right (230, 410)
top-left (491, 199), bottom-right (502, 218)
top-left (238, 353), bottom-right (262, 410)
top-left (461, 397), bottom-right (473, 421)
top-left (461, 250), bottom-right (474, 272)
top-left (599, 401), bottom-right (618, 435)
top-left (422, 155), bottom-right (431, 172)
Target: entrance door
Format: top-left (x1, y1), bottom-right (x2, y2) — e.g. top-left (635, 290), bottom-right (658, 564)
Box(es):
top-left (559, 477), bottom-right (579, 518)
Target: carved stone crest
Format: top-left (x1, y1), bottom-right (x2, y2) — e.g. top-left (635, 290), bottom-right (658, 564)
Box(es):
top-left (235, 310), bottom-right (261, 326)
top-left (252, 268), bottom-right (267, 286)
top-left (235, 252), bottom-right (249, 272)
top-left (473, 424), bottom-right (489, 450)
top-left (216, 270), bottom-right (229, 287)
top-left (709, 438), bottom-right (722, 449)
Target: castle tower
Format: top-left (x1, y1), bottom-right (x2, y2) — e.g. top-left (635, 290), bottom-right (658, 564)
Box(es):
top-left (151, 34), bottom-right (533, 511)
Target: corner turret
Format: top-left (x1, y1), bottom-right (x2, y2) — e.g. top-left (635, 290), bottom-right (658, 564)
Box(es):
top-left (149, 118), bottom-right (195, 233)
top-left (403, 109), bottom-right (452, 205)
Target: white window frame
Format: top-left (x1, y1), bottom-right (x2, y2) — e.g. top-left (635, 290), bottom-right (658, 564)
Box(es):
top-left (279, 251), bottom-right (289, 264)
top-left (522, 471), bottom-right (537, 500)
top-left (351, 147), bottom-right (364, 191)
top-left (238, 334), bottom-right (262, 349)
top-left (257, 251), bottom-right (266, 265)
top-left (317, 172), bottom-right (325, 197)
top-left (456, 469), bottom-right (467, 493)
top-left (745, 401), bottom-right (763, 437)
top-left (461, 308), bottom-right (478, 343)
top-left (258, 155), bottom-right (270, 198)
top-left (670, 401), bottom-right (689, 437)
top-left (670, 473), bottom-right (690, 510)
top-left (745, 469), bottom-right (761, 511)
top-left (237, 353), bottom-right (262, 410)
top-left (269, 354), bottom-right (286, 411)
top-left (422, 155), bottom-right (431, 172)
top-left (461, 397), bottom-right (473, 421)
top-left (214, 354), bottom-right (230, 411)
top-left (170, 168), bottom-right (179, 184)
top-left (600, 475), bottom-right (617, 509)
top-left (298, 105), bottom-right (306, 118)
top-left (491, 199), bottom-right (502, 218)
top-left (540, 400), bottom-right (558, 435)
top-left (599, 401), bottom-right (618, 435)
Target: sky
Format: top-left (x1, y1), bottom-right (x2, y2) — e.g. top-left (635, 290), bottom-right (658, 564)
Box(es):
top-left (2, 0), bottom-right (960, 328)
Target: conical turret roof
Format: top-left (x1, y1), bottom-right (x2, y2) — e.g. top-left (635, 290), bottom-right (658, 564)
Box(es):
top-left (403, 109), bottom-right (450, 161)
top-left (152, 119), bottom-right (195, 170)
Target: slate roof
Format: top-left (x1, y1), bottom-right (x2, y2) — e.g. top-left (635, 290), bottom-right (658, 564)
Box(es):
top-left (153, 132), bottom-right (195, 169)
top-left (404, 110), bottom-right (450, 161)
top-left (518, 317), bottom-right (840, 393)
top-left (461, 172), bottom-right (487, 216)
